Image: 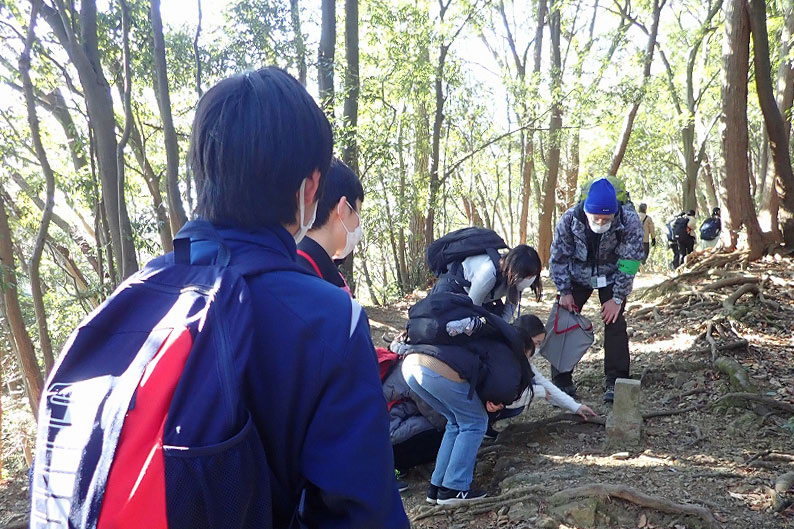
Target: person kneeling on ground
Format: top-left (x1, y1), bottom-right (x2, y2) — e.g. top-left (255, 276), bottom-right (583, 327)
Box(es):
top-left (485, 315), bottom-right (598, 439)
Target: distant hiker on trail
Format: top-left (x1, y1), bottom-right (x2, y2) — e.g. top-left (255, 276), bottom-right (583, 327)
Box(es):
top-left (549, 177), bottom-right (644, 403)
top-left (700, 207), bottom-right (722, 249)
top-left (637, 203), bottom-right (656, 264)
top-left (666, 212), bottom-right (684, 269)
top-left (671, 209), bottom-right (697, 268)
top-left (30, 68), bottom-right (408, 529)
top-left (485, 314), bottom-right (598, 440)
top-left (427, 227), bottom-right (542, 321)
top-left (296, 158), bottom-right (363, 295)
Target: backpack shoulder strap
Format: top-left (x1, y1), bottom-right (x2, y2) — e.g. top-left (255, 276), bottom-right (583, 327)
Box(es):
top-left (296, 249), bottom-right (324, 279)
top-left (485, 248), bottom-right (503, 297)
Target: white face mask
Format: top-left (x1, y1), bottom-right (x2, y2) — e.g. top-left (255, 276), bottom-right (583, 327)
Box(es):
top-left (336, 201), bottom-right (363, 259)
top-left (516, 275), bottom-right (537, 291)
top-left (293, 179), bottom-right (318, 243)
top-left (589, 221), bottom-right (611, 234)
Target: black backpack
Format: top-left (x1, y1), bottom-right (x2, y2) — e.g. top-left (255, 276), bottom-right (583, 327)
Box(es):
top-left (671, 216), bottom-right (690, 240)
top-left (700, 217), bottom-right (721, 241)
top-left (426, 227), bottom-right (508, 277)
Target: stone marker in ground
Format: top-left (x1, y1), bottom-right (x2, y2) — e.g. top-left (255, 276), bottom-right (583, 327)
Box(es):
top-left (605, 378), bottom-right (643, 449)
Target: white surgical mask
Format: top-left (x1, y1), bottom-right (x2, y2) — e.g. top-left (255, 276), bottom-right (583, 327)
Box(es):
top-left (516, 275), bottom-right (537, 291)
top-left (336, 201), bottom-right (363, 258)
top-left (293, 179), bottom-right (318, 243)
top-left (588, 220), bottom-right (612, 234)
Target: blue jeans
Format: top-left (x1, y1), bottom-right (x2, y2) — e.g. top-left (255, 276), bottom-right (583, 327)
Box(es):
top-left (401, 361), bottom-right (487, 491)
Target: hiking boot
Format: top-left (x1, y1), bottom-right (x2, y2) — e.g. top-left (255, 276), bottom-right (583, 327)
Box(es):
top-left (396, 480), bottom-right (409, 493)
top-left (603, 383), bottom-right (615, 403)
top-left (484, 426), bottom-right (499, 440)
top-left (437, 487), bottom-right (487, 505)
top-left (426, 484), bottom-right (440, 504)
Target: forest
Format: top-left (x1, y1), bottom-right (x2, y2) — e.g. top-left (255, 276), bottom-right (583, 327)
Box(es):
top-left (0, 0), bottom-right (793, 527)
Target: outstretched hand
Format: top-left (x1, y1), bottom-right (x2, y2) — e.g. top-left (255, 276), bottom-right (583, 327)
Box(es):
top-left (601, 299), bottom-right (621, 324)
top-left (576, 404), bottom-right (598, 421)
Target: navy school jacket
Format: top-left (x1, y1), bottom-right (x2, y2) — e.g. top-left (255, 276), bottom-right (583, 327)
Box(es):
top-left (33, 224), bottom-right (408, 529)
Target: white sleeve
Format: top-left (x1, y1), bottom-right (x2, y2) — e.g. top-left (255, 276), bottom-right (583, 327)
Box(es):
top-left (531, 363), bottom-right (580, 413)
top-left (463, 255), bottom-right (497, 306)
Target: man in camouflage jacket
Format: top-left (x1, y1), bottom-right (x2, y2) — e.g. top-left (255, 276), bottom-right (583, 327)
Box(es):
top-left (549, 178), bottom-right (644, 403)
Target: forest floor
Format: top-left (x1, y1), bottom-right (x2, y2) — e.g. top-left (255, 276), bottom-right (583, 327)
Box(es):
top-left (368, 251), bottom-right (794, 529)
top-left (1, 252), bottom-right (793, 529)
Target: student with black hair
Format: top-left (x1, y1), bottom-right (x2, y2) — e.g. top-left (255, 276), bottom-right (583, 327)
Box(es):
top-left (466, 245), bottom-right (543, 320)
top-left (296, 158), bottom-right (364, 294)
top-left (181, 68), bottom-right (407, 528)
top-left (485, 315), bottom-right (597, 439)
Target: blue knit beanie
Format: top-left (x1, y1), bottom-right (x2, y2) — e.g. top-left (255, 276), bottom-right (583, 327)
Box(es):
top-left (584, 178), bottom-right (619, 215)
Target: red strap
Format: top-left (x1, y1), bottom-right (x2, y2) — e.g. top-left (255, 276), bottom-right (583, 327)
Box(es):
top-left (297, 249), bottom-right (323, 278)
top-left (554, 305), bottom-right (593, 334)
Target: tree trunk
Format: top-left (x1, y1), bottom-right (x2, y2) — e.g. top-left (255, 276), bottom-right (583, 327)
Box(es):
top-left (11, 173), bottom-right (101, 277)
top-left (0, 198), bottom-right (43, 418)
top-left (537, 1), bottom-right (562, 267)
top-left (748, 0), bottom-right (794, 247)
top-left (151, 0), bottom-right (188, 238)
top-left (609, 0), bottom-right (663, 176)
top-left (127, 118), bottom-right (173, 252)
top-left (20, 2), bottom-right (55, 373)
top-left (193, 0), bottom-right (203, 98)
top-left (318, 0), bottom-right (335, 113)
top-left (720, 0), bottom-right (767, 257)
top-left (777, 0), bottom-right (794, 139)
top-left (338, 0), bottom-right (359, 291)
top-left (424, 43), bottom-right (448, 249)
top-left (116, 0), bottom-right (138, 280)
top-left (290, 0), bottom-right (307, 85)
top-left (566, 127), bottom-right (580, 209)
top-left (40, 1), bottom-right (138, 282)
top-left (518, 0), bottom-right (547, 244)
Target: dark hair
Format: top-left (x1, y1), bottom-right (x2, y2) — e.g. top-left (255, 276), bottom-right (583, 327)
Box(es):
top-left (500, 245), bottom-right (543, 304)
top-left (514, 314), bottom-right (544, 354)
top-left (638, 203), bottom-right (647, 213)
top-left (712, 207), bottom-right (720, 217)
top-left (190, 67), bottom-right (333, 228)
top-left (688, 209), bottom-right (696, 216)
top-left (312, 158), bottom-right (365, 228)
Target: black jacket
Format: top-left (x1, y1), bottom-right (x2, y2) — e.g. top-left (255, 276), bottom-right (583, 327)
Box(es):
top-left (404, 292), bottom-right (531, 405)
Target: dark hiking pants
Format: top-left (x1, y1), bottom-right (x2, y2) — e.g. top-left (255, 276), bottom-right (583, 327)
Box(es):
top-left (551, 283), bottom-right (630, 388)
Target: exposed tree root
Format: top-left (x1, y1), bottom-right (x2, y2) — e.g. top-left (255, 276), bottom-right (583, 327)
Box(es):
top-left (723, 284), bottom-right (760, 313)
top-left (713, 357), bottom-right (756, 392)
top-left (547, 483), bottom-right (721, 529)
top-left (701, 275), bottom-right (760, 292)
top-left (411, 487), bottom-right (547, 522)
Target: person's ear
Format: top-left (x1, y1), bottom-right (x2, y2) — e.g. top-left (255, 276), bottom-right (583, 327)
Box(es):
top-left (336, 196), bottom-right (348, 220)
top-left (303, 169), bottom-right (321, 207)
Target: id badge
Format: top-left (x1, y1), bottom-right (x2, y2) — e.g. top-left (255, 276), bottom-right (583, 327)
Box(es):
top-left (591, 276), bottom-right (608, 288)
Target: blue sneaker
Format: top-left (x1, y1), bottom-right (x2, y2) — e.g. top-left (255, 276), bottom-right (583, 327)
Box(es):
top-left (397, 480), bottom-right (409, 493)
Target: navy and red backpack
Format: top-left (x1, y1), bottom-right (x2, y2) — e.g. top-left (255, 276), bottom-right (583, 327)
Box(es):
top-left (30, 221), bottom-right (283, 529)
